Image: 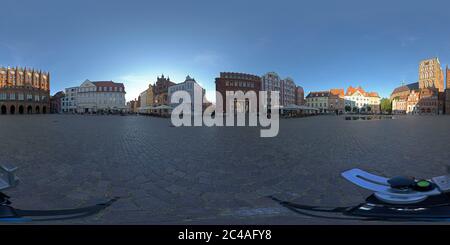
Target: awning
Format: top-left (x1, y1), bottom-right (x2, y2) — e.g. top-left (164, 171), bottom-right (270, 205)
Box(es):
top-left (138, 106), bottom-right (156, 111)
top-left (154, 105), bottom-right (173, 110)
top-left (281, 104), bottom-right (319, 111)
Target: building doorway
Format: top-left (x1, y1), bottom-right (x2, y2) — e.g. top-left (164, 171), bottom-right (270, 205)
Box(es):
top-left (35, 106), bottom-right (40, 114)
top-left (42, 106), bottom-right (47, 114)
top-left (19, 105), bottom-right (24, 114)
top-left (10, 105), bottom-right (15, 115)
top-left (1, 105), bottom-right (6, 115)
top-left (27, 105), bottom-right (33, 114)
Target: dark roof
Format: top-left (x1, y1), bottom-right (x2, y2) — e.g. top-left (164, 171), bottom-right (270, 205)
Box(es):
top-left (306, 91), bottom-right (330, 98)
top-left (92, 81), bottom-right (124, 88)
top-left (219, 72), bottom-right (261, 80)
top-left (52, 91), bottom-right (65, 98)
top-left (391, 82), bottom-right (419, 95)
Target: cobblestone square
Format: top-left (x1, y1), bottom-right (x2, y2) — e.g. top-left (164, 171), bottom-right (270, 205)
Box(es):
top-left (1, 115), bottom-right (449, 224)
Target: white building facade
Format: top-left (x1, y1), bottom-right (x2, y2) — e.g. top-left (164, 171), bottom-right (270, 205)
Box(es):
top-left (261, 72), bottom-right (297, 107)
top-left (61, 86), bottom-right (78, 113)
top-left (139, 90), bottom-right (148, 107)
top-left (344, 86), bottom-right (381, 113)
top-left (281, 77), bottom-right (296, 106)
top-left (168, 76), bottom-right (205, 114)
top-left (62, 80), bottom-right (126, 113)
top-left (261, 72), bottom-right (281, 111)
top-left (261, 72), bottom-right (281, 93)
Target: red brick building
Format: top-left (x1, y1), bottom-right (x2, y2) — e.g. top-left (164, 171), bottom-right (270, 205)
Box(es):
top-left (329, 88), bottom-right (345, 114)
top-left (0, 66), bottom-right (50, 114)
top-left (154, 74), bottom-right (176, 106)
top-left (295, 86), bottom-right (305, 105)
top-left (50, 91), bottom-right (65, 113)
top-left (418, 88), bottom-right (440, 114)
top-left (215, 72), bottom-right (261, 113)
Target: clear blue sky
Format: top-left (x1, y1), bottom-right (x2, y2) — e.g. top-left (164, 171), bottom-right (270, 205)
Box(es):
top-left (1, 0), bottom-right (449, 102)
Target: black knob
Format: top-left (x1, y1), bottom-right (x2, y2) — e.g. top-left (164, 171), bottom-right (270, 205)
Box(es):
top-left (388, 176), bottom-right (415, 190)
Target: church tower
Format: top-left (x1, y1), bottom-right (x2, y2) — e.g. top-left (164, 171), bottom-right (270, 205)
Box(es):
top-left (418, 57), bottom-right (444, 92)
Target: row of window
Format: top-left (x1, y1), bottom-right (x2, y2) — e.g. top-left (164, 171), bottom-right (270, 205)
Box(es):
top-left (420, 102), bottom-right (438, 106)
top-left (225, 81), bottom-right (256, 88)
top-left (70, 86), bottom-right (124, 93)
top-left (77, 92), bottom-right (124, 98)
top-left (0, 80), bottom-right (49, 88)
top-left (307, 103), bottom-right (328, 108)
top-left (0, 93), bottom-right (46, 101)
top-left (168, 82), bottom-right (197, 93)
top-left (98, 86), bottom-right (123, 92)
top-left (62, 99), bottom-right (125, 107)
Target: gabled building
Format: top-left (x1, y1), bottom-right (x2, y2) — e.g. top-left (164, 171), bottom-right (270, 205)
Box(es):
top-left (418, 88), bottom-right (440, 114)
top-left (344, 86), bottom-right (381, 113)
top-left (154, 74), bottom-right (176, 106)
top-left (138, 83), bottom-right (154, 107)
top-left (391, 82), bottom-right (419, 114)
top-left (50, 91), bottom-right (65, 114)
top-left (168, 75), bottom-right (205, 114)
top-left (127, 99), bottom-right (139, 113)
top-left (329, 88), bottom-right (345, 114)
top-left (406, 89), bottom-right (420, 114)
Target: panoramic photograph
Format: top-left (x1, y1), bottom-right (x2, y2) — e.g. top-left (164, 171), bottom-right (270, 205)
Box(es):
top-left (1, 0), bottom-right (450, 242)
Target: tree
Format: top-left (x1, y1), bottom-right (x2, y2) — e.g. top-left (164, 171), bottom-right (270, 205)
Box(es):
top-left (367, 106), bottom-right (372, 112)
top-left (352, 107), bottom-right (358, 113)
top-left (345, 105), bottom-right (351, 112)
top-left (380, 98), bottom-right (392, 114)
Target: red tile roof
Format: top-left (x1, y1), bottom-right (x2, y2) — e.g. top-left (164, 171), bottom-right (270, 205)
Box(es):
top-left (346, 86), bottom-right (379, 97)
top-left (346, 86), bottom-right (366, 96)
top-left (330, 88), bottom-right (344, 97)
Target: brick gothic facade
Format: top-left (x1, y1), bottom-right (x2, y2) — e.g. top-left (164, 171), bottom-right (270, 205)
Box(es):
top-left (215, 72), bottom-right (261, 113)
top-left (390, 59), bottom-right (446, 115)
top-left (50, 91), bottom-right (65, 114)
top-left (0, 66), bottom-right (50, 114)
top-left (153, 74), bottom-right (176, 106)
top-left (419, 58), bottom-right (444, 92)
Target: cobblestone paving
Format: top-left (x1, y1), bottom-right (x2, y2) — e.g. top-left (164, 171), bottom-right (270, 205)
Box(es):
top-left (0, 114), bottom-right (449, 224)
